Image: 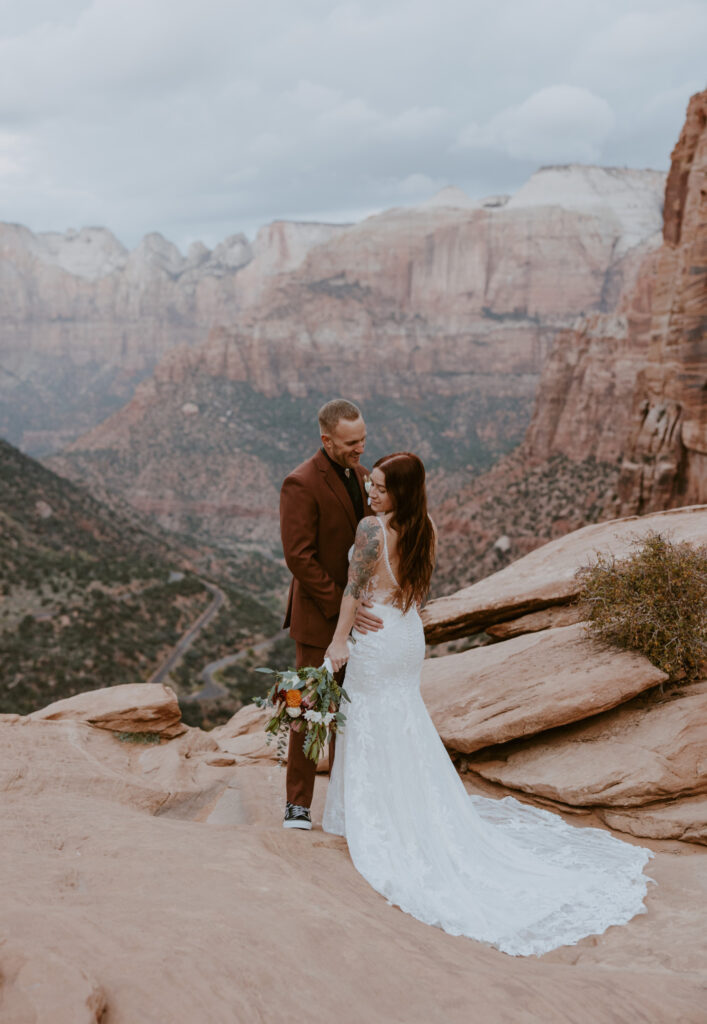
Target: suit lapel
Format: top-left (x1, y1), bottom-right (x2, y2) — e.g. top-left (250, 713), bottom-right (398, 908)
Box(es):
top-left (316, 450), bottom-right (357, 531)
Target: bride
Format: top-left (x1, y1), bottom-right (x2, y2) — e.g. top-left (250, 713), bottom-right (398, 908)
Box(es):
top-left (322, 451), bottom-right (655, 957)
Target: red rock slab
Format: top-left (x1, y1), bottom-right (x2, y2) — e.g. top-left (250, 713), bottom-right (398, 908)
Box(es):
top-left (599, 794), bottom-right (707, 845)
top-left (423, 504), bottom-right (707, 642)
top-left (422, 623), bottom-right (667, 754)
top-left (486, 603), bottom-right (584, 638)
top-left (30, 682), bottom-right (186, 738)
top-left (469, 680), bottom-right (707, 808)
top-left (2, 710), bottom-right (707, 1022)
top-left (0, 944), bottom-right (107, 1024)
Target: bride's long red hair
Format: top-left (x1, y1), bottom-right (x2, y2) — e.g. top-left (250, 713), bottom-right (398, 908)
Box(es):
top-left (373, 452), bottom-right (436, 611)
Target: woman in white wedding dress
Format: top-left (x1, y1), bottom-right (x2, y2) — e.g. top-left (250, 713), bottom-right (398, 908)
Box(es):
top-left (322, 452), bottom-right (655, 957)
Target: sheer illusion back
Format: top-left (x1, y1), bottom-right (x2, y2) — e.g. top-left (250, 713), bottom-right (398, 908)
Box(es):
top-left (346, 515), bottom-right (400, 607)
top-left (323, 519), bottom-right (655, 958)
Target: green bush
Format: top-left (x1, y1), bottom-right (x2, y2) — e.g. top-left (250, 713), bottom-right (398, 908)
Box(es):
top-left (576, 531), bottom-right (707, 683)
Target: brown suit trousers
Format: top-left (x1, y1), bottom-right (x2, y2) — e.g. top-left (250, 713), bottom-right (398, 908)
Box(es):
top-left (285, 641), bottom-right (340, 807)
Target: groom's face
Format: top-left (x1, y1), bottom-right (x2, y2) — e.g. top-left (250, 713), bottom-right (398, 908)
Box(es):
top-left (322, 415), bottom-right (367, 469)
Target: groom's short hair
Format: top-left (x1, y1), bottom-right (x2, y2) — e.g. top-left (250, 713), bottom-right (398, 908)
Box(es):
top-left (318, 399), bottom-right (362, 435)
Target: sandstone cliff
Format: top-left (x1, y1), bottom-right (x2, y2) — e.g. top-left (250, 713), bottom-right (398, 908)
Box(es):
top-left (0, 220), bottom-right (346, 453)
top-left (522, 90), bottom-right (707, 512)
top-left (43, 167), bottom-right (666, 562)
top-left (430, 91), bottom-right (706, 589)
top-left (616, 90), bottom-right (707, 512)
top-left (1, 165), bottom-right (664, 456)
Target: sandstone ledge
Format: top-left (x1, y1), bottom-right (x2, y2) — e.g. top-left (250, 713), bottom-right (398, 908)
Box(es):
top-left (468, 680), bottom-right (707, 809)
top-left (30, 682), bottom-right (186, 738)
top-left (421, 622), bottom-right (667, 753)
top-left (423, 504), bottom-right (707, 643)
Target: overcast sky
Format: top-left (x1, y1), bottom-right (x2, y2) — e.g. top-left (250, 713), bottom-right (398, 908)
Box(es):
top-left (0, 0), bottom-right (704, 251)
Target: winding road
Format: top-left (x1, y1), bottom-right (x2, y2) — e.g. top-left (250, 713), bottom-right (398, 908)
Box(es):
top-left (147, 580), bottom-right (226, 687)
top-left (183, 633), bottom-right (285, 703)
top-left (147, 576), bottom-right (284, 703)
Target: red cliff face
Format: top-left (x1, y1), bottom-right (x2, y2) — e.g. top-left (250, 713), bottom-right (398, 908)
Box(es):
top-left (616, 90), bottom-right (707, 512)
top-left (522, 89), bottom-right (707, 514)
top-left (522, 240), bottom-right (660, 467)
top-left (429, 92), bottom-right (706, 593)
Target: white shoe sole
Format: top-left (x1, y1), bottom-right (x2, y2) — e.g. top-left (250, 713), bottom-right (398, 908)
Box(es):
top-left (283, 818), bottom-right (312, 830)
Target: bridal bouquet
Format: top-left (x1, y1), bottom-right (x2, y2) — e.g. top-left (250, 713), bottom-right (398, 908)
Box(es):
top-left (252, 663), bottom-right (350, 764)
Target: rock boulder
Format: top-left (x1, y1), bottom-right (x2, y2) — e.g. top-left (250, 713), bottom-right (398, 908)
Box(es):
top-left (422, 623), bottom-right (667, 753)
top-left (469, 680), bottom-right (707, 808)
top-left (30, 683), bottom-right (186, 738)
top-left (423, 504), bottom-right (707, 642)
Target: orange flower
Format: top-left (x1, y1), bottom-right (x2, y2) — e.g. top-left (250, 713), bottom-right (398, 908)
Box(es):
top-left (285, 689), bottom-right (302, 708)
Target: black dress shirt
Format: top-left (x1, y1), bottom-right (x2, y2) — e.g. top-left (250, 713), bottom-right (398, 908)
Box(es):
top-left (321, 447), bottom-right (364, 522)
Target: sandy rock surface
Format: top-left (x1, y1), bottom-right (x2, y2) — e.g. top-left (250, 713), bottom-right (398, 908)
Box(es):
top-left (423, 504), bottom-right (707, 642)
top-left (486, 602), bottom-right (584, 638)
top-left (469, 680), bottom-right (707, 810)
top-left (422, 623), bottom-right (667, 753)
top-left (1, 712), bottom-right (706, 1024)
top-left (600, 794), bottom-right (707, 845)
top-left (30, 682), bottom-right (186, 738)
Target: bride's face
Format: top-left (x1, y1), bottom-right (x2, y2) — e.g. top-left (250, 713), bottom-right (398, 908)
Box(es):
top-left (368, 468), bottom-right (393, 515)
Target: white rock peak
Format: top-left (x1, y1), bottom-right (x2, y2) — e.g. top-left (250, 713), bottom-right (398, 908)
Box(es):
top-left (506, 164), bottom-right (666, 255)
top-left (32, 226), bottom-right (128, 281)
top-left (1, 163), bottom-right (666, 282)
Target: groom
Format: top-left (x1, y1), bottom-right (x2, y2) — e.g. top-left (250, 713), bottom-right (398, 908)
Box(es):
top-left (280, 398), bottom-right (383, 829)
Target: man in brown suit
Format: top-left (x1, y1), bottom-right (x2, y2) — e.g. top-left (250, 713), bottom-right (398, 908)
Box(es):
top-left (280, 398), bottom-right (383, 829)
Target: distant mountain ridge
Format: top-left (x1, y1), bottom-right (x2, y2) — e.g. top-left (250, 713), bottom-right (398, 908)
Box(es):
top-left (1, 163), bottom-right (664, 455)
top-left (36, 164), bottom-right (666, 563)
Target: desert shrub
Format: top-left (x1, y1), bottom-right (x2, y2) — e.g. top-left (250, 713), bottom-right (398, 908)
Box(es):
top-left (576, 531), bottom-right (707, 683)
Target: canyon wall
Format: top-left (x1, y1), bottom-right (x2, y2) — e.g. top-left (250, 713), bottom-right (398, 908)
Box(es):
top-left (44, 167), bottom-right (666, 557)
top-left (0, 220), bottom-right (346, 452)
top-left (616, 89), bottom-right (707, 512)
top-left (523, 89), bottom-right (707, 514)
top-left (429, 91), bottom-right (706, 592)
top-left (1, 165), bottom-right (663, 455)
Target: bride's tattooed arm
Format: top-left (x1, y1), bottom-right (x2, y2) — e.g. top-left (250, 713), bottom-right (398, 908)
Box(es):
top-left (344, 518), bottom-right (382, 599)
top-left (325, 518), bottom-right (382, 671)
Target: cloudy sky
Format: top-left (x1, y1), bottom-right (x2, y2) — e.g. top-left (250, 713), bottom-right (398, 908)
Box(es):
top-left (0, 0), bottom-right (704, 251)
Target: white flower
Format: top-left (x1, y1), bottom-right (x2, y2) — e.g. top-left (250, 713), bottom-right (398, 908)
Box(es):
top-left (364, 477), bottom-right (372, 494)
top-left (281, 670), bottom-right (299, 686)
top-left (304, 710), bottom-right (323, 723)
top-left (286, 707), bottom-right (302, 718)
top-left (323, 712), bottom-right (334, 726)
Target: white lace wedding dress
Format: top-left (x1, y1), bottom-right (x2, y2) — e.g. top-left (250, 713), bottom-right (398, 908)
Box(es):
top-left (322, 519), bottom-right (655, 957)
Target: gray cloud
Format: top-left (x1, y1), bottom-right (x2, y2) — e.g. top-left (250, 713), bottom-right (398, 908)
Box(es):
top-left (0, 0), bottom-right (704, 250)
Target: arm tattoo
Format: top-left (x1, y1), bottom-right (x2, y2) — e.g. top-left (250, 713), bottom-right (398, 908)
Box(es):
top-left (344, 518), bottom-right (382, 600)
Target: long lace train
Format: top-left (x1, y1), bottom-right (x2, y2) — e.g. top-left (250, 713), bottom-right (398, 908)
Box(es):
top-left (322, 600), bottom-right (655, 957)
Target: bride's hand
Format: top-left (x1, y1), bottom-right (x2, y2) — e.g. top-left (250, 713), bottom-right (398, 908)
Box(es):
top-left (325, 638), bottom-right (350, 673)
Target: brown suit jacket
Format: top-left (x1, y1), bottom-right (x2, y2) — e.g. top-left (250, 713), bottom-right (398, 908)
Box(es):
top-left (281, 450), bottom-right (368, 648)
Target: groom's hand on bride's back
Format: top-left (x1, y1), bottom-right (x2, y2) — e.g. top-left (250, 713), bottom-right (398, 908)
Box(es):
top-left (353, 600), bottom-right (384, 634)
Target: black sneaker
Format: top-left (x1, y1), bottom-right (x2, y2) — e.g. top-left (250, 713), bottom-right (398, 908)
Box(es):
top-left (283, 802), bottom-right (312, 830)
